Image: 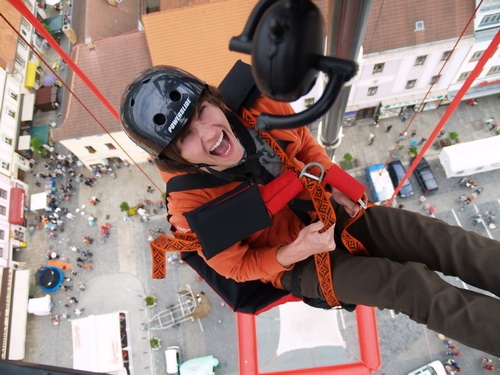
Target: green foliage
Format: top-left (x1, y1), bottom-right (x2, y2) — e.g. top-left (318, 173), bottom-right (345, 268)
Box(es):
top-left (150, 337), bottom-right (161, 349)
top-left (449, 131), bottom-right (459, 141)
top-left (409, 146), bottom-right (418, 157)
top-left (30, 137), bottom-right (42, 154)
top-left (343, 152), bottom-right (353, 162)
top-left (119, 202), bottom-right (130, 212)
top-left (145, 295), bottom-right (156, 306)
top-left (128, 207), bottom-right (137, 217)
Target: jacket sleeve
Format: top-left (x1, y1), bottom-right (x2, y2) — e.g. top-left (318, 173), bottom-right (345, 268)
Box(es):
top-left (166, 184), bottom-right (296, 287)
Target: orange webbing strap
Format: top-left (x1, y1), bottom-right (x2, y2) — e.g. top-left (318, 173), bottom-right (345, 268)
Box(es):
top-left (256, 129), bottom-right (340, 306)
top-left (150, 232), bottom-right (201, 279)
top-left (300, 173), bottom-right (339, 306)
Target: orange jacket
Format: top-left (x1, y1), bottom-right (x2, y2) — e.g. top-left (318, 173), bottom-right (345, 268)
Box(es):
top-left (159, 95), bottom-right (334, 290)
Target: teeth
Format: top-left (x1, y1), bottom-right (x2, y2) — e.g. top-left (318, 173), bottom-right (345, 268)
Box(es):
top-left (210, 132), bottom-right (224, 153)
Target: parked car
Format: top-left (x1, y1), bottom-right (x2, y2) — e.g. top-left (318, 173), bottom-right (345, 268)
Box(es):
top-left (365, 163), bottom-right (395, 204)
top-left (410, 157), bottom-right (439, 194)
top-left (165, 346), bottom-right (181, 375)
top-left (407, 360), bottom-right (446, 375)
top-left (387, 160), bottom-right (414, 198)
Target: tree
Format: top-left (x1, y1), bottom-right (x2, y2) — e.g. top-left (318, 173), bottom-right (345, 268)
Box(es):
top-left (119, 202), bottom-right (130, 212)
top-left (449, 131), bottom-right (459, 143)
top-left (30, 137), bottom-right (42, 154)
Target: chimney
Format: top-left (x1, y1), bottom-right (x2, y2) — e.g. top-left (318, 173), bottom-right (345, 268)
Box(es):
top-left (85, 36), bottom-right (95, 51)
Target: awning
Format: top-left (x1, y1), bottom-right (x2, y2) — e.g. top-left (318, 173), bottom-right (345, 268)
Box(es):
top-left (9, 270), bottom-right (30, 360)
top-left (72, 312), bottom-right (124, 373)
top-left (18, 135), bottom-right (31, 151)
top-left (9, 188), bottom-right (25, 225)
top-left (21, 93), bottom-right (35, 122)
top-left (25, 62), bottom-right (37, 89)
top-left (30, 192), bottom-right (47, 211)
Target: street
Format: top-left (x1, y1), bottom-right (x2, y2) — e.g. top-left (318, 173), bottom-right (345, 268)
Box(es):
top-left (19, 93), bottom-right (500, 375)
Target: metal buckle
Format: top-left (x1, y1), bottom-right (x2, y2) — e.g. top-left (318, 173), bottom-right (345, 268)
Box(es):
top-left (299, 162), bottom-right (325, 182)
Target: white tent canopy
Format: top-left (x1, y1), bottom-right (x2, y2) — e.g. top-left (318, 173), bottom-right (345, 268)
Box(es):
top-left (276, 301), bottom-right (345, 356)
top-left (72, 312), bottom-right (124, 373)
top-left (30, 192), bottom-right (47, 211)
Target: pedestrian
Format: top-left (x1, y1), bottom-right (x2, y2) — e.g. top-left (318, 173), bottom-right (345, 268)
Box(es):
top-left (401, 112), bottom-right (409, 121)
top-left (368, 133), bottom-right (375, 145)
top-left (485, 117), bottom-right (494, 126)
top-left (120, 63), bottom-right (500, 356)
top-left (385, 125), bottom-right (392, 133)
top-left (418, 137), bottom-right (427, 145)
top-left (399, 131), bottom-right (407, 140)
top-left (437, 130), bottom-right (445, 138)
top-left (410, 129), bottom-right (417, 137)
top-left (74, 308), bottom-right (85, 316)
top-left (146, 185), bottom-right (154, 193)
top-left (66, 212), bottom-right (75, 220)
top-left (467, 98), bottom-right (478, 106)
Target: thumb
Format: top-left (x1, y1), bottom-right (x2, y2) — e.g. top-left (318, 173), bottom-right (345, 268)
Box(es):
top-left (309, 220), bottom-right (325, 231)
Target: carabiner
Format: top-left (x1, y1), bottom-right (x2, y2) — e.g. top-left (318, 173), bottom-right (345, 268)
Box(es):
top-left (299, 162), bottom-right (325, 182)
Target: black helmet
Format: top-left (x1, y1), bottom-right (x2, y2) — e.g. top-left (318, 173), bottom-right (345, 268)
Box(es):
top-left (120, 66), bottom-right (205, 157)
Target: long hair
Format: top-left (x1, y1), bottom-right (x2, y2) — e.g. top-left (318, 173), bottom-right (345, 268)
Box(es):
top-left (154, 85), bottom-right (225, 173)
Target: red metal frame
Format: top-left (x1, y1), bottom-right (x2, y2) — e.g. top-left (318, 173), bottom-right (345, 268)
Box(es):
top-left (237, 305), bottom-right (381, 375)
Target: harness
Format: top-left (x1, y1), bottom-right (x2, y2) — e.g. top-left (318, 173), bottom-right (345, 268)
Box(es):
top-left (150, 60), bottom-right (372, 313)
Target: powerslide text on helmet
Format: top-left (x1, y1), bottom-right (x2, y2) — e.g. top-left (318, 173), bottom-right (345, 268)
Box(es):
top-left (120, 66), bottom-right (205, 157)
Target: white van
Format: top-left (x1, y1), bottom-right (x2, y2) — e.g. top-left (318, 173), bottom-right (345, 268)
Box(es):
top-left (165, 346), bottom-right (181, 375)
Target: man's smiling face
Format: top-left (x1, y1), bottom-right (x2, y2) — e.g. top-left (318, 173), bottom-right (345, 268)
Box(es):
top-left (177, 101), bottom-right (244, 171)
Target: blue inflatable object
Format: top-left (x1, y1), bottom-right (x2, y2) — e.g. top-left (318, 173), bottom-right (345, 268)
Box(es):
top-left (38, 266), bottom-right (64, 292)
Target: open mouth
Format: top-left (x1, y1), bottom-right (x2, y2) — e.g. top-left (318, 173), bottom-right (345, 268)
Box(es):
top-left (209, 131), bottom-right (231, 156)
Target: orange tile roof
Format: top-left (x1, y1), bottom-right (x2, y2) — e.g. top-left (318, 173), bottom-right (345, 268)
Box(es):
top-left (51, 31), bottom-right (152, 141)
top-left (143, 0), bottom-right (255, 87)
top-left (363, 0), bottom-right (475, 55)
top-left (0, 1), bottom-right (22, 70)
top-left (71, 0), bottom-right (142, 45)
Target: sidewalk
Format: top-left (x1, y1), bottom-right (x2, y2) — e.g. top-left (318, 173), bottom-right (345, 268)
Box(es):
top-left (334, 95), bottom-right (500, 175)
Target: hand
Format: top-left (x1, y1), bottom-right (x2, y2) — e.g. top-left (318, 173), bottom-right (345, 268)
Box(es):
top-left (276, 221), bottom-right (336, 267)
top-left (330, 186), bottom-right (360, 217)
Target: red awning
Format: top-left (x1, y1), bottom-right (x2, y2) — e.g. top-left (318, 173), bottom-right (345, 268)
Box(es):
top-left (9, 188), bottom-right (26, 225)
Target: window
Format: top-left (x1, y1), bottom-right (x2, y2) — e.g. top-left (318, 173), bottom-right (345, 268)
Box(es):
top-left (3, 137), bottom-right (12, 145)
top-left (105, 143), bottom-right (116, 150)
top-left (470, 51), bottom-right (484, 62)
top-left (441, 50), bottom-right (452, 61)
top-left (0, 206), bottom-right (6, 216)
top-left (8, 90), bottom-right (18, 101)
top-left (0, 230), bottom-right (5, 240)
top-left (18, 37), bottom-right (27, 50)
top-left (15, 55), bottom-right (25, 68)
top-left (479, 13), bottom-right (500, 27)
top-left (406, 80), bottom-right (416, 89)
top-left (373, 63), bottom-right (385, 74)
top-left (414, 55), bottom-right (427, 66)
top-left (0, 189), bottom-right (6, 199)
top-left (430, 75), bottom-right (441, 85)
top-left (304, 98), bottom-right (315, 108)
top-left (415, 21), bottom-right (425, 31)
top-left (487, 65), bottom-right (500, 75)
top-left (458, 71), bottom-right (471, 82)
top-left (85, 146), bottom-right (96, 154)
top-left (1, 161), bottom-right (10, 170)
top-left (367, 86), bottom-right (378, 96)
top-left (7, 109), bottom-right (15, 118)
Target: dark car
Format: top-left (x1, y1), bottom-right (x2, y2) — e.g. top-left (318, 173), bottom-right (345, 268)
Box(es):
top-left (387, 160), bottom-right (414, 198)
top-left (410, 157), bottom-right (439, 194)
